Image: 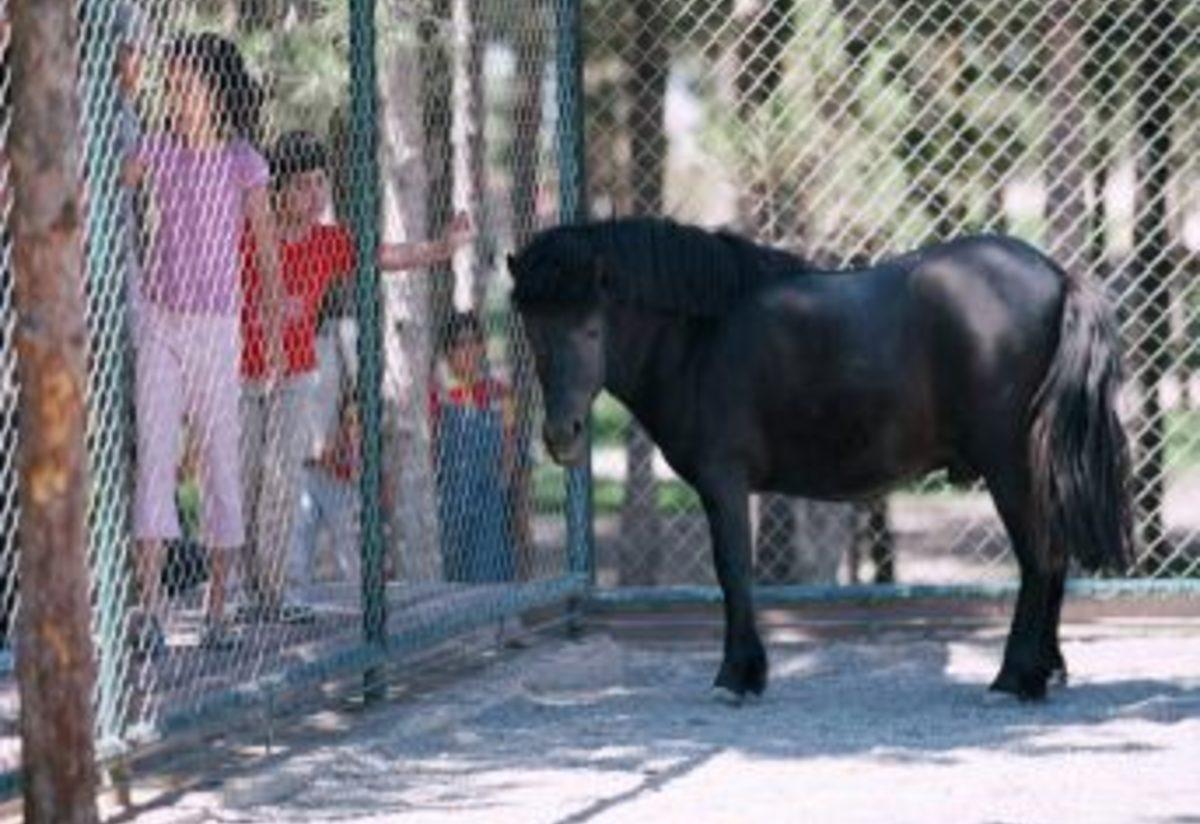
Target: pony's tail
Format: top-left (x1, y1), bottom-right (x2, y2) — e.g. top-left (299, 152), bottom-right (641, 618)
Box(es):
top-left (1029, 275), bottom-right (1133, 573)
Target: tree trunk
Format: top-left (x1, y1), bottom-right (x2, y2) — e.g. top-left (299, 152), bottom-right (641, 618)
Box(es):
top-left (1042, 1), bottom-right (1089, 268)
top-left (887, 27), bottom-right (972, 247)
top-left (420, 0), bottom-right (456, 350)
top-left (732, 0), bottom-right (804, 584)
top-left (0, 0), bottom-right (17, 704)
top-left (510, 1), bottom-right (546, 252)
top-left (1131, 0), bottom-right (1179, 574)
top-left (1085, 8), bottom-right (1120, 277)
top-left (734, 0), bottom-right (794, 119)
top-left (866, 499), bottom-right (894, 583)
top-left (458, 0), bottom-right (492, 312)
top-left (377, 4), bottom-right (441, 581)
top-left (616, 0), bottom-right (668, 585)
top-left (9, 0), bottom-right (100, 819)
top-left (237, 0), bottom-right (274, 30)
top-left (507, 0), bottom-right (549, 579)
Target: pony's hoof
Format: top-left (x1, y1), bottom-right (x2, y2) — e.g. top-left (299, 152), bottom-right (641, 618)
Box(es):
top-left (981, 688), bottom-right (1016, 706)
top-left (710, 686), bottom-right (744, 707)
top-left (989, 667), bottom-right (1048, 702)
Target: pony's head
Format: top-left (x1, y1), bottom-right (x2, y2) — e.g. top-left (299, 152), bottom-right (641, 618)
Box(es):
top-left (508, 227), bottom-right (606, 467)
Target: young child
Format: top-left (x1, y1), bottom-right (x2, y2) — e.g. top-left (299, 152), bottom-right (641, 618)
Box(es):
top-left (431, 311), bottom-right (518, 584)
top-left (125, 32), bottom-right (284, 651)
top-left (238, 129), bottom-right (470, 621)
top-left (291, 389), bottom-right (363, 597)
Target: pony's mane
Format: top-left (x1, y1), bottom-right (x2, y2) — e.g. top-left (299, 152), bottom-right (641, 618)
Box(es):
top-left (511, 217), bottom-right (811, 317)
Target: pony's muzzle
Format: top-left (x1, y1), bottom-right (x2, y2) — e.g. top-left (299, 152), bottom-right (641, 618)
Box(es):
top-left (543, 419), bottom-right (586, 466)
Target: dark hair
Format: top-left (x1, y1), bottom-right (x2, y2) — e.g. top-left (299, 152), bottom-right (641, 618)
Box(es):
top-left (443, 310), bottom-right (485, 354)
top-left (510, 217), bottom-right (808, 318)
top-left (270, 130), bottom-right (328, 187)
top-left (166, 32), bottom-right (263, 144)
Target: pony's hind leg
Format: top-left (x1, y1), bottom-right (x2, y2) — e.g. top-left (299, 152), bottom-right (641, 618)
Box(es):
top-left (1043, 569), bottom-right (1068, 685)
top-left (984, 461), bottom-right (1065, 701)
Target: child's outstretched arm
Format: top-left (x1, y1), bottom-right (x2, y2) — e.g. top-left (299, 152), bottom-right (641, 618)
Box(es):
top-left (377, 211), bottom-right (472, 273)
top-left (245, 186), bottom-right (286, 377)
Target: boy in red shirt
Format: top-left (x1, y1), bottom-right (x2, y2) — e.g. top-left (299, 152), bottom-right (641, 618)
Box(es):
top-left (239, 129), bottom-right (469, 623)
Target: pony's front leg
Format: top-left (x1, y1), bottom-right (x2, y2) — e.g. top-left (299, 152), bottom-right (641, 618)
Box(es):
top-left (700, 478), bottom-right (767, 700)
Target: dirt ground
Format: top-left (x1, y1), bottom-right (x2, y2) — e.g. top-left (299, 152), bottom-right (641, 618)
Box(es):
top-left (99, 600), bottom-right (1200, 824)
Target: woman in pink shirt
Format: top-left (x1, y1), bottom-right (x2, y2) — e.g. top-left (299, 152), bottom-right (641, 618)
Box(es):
top-left (125, 33), bottom-right (283, 652)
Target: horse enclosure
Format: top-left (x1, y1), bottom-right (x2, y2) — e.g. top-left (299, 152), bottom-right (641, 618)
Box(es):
top-left (579, 0), bottom-right (1200, 593)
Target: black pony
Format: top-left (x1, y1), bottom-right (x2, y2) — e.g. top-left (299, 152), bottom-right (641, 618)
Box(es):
top-left (509, 217), bottom-right (1132, 702)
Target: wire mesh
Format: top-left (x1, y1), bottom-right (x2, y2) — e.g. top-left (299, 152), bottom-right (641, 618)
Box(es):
top-left (0, 0), bottom-right (572, 786)
top-left (583, 0), bottom-right (1200, 589)
top-left (2, 0), bottom-right (1199, 797)
top-left (0, 0), bottom-right (17, 773)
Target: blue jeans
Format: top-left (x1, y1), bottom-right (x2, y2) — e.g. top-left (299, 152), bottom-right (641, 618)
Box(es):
top-left (435, 404), bottom-right (515, 583)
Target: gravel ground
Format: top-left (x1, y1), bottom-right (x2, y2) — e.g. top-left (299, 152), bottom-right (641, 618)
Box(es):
top-left (112, 609), bottom-right (1200, 824)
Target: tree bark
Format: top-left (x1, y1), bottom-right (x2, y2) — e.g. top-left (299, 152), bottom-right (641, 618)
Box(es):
top-left (9, 0), bottom-right (100, 819)
top-left (507, 0), bottom-right (549, 579)
top-left (734, 0), bottom-right (794, 119)
top-left (1042, 1), bottom-right (1090, 267)
top-left (377, 4), bottom-right (441, 581)
top-left (420, 0), bottom-right (456, 352)
top-left (459, 0), bottom-right (492, 312)
top-left (1085, 8), bottom-right (1121, 276)
top-left (237, 0), bottom-right (274, 30)
top-left (509, 0), bottom-right (547, 252)
top-left (1131, 0), bottom-right (1179, 575)
top-left (732, 0), bottom-right (803, 584)
top-left (616, 0), bottom-right (669, 585)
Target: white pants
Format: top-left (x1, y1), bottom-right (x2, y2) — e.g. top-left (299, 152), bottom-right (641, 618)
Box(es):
top-left (133, 305), bottom-right (242, 547)
top-left (239, 377), bottom-right (311, 608)
top-left (290, 465), bottom-right (360, 591)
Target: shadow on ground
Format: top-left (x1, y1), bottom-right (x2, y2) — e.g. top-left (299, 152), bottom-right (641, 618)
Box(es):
top-left (112, 613), bottom-right (1200, 824)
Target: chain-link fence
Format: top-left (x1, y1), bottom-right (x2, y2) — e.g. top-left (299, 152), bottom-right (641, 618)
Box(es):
top-left (4, 0), bottom-right (1200, 802)
top-left (583, 0), bottom-right (1200, 590)
top-left (0, 0), bottom-right (16, 778)
top-left (0, 0), bottom-right (584, 792)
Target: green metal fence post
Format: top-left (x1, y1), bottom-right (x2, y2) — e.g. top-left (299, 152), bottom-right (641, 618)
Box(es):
top-left (80, 0), bottom-right (134, 750)
top-left (348, 0), bottom-right (388, 701)
top-left (555, 0), bottom-right (595, 615)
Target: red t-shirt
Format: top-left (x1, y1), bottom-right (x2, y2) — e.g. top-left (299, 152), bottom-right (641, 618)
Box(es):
top-left (241, 224), bottom-right (355, 379)
top-left (430, 376), bottom-right (511, 420)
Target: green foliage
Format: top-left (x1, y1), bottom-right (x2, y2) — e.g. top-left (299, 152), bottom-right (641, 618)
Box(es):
top-left (682, 0), bottom-right (1200, 259)
top-left (1167, 409), bottom-right (1200, 471)
top-left (176, 0), bottom-right (351, 140)
top-left (532, 464), bottom-right (703, 515)
top-left (239, 2), bottom-right (351, 137)
top-left (591, 392), bottom-right (630, 447)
